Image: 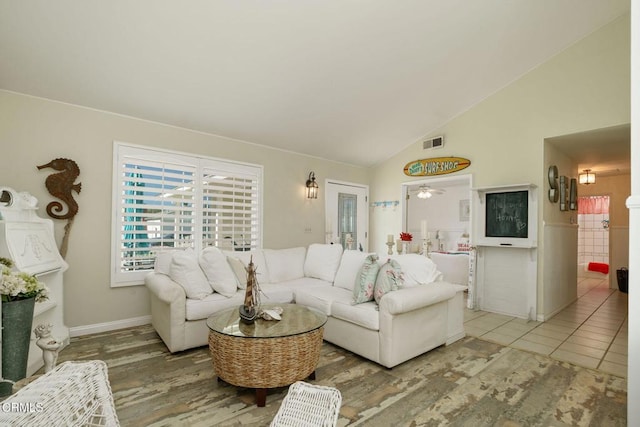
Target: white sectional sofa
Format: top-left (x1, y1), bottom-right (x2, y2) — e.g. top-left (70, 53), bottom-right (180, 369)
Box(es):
top-left (145, 243), bottom-right (466, 368)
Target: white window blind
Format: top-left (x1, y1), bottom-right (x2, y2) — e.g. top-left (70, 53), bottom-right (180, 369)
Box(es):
top-left (112, 143), bottom-right (262, 286)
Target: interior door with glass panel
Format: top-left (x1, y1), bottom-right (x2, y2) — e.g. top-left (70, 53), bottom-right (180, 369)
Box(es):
top-left (325, 181), bottom-right (368, 251)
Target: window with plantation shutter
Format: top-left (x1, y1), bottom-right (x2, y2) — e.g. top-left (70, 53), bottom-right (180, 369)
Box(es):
top-left (112, 143), bottom-right (263, 286)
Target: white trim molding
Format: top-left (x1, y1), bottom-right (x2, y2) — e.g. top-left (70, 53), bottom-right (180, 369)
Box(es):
top-left (69, 315), bottom-right (152, 338)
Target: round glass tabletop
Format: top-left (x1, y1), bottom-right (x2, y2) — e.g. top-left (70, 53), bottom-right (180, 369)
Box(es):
top-left (207, 303), bottom-right (327, 339)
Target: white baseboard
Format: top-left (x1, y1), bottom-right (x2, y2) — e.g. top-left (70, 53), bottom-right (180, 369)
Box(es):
top-left (69, 315), bottom-right (152, 338)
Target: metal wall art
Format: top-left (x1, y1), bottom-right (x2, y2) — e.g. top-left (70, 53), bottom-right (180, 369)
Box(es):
top-left (559, 175), bottom-right (568, 211)
top-left (569, 178), bottom-right (577, 210)
top-left (548, 165), bottom-right (559, 203)
top-left (37, 158), bottom-right (81, 258)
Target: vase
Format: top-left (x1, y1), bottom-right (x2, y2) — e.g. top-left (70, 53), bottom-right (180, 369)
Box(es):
top-left (0, 298), bottom-right (36, 396)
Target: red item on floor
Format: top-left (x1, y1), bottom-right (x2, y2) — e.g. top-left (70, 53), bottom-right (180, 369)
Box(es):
top-left (588, 262), bottom-right (609, 274)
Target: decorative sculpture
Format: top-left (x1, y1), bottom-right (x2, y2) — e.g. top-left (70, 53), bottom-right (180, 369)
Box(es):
top-left (34, 324), bottom-right (63, 373)
top-left (239, 256), bottom-right (261, 324)
top-left (37, 158), bottom-right (81, 258)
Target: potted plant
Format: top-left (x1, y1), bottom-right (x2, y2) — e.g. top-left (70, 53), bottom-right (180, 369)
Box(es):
top-left (0, 257), bottom-right (50, 395)
top-left (399, 232), bottom-right (413, 254)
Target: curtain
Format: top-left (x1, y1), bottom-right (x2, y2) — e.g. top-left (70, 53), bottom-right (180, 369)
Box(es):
top-left (577, 195), bottom-right (609, 214)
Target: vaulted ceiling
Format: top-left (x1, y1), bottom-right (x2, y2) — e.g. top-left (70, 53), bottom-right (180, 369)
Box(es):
top-left (0, 1), bottom-right (630, 167)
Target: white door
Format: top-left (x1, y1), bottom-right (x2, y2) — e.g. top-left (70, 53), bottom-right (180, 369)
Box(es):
top-left (325, 180), bottom-right (368, 251)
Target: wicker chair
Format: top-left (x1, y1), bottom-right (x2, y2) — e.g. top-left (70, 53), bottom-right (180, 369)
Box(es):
top-left (0, 360), bottom-right (119, 427)
top-left (270, 381), bottom-right (342, 427)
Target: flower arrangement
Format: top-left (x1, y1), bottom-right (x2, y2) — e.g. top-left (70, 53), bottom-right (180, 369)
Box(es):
top-left (0, 257), bottom-right (49, 303)
top-left (399, 232), bottom-right (413, 242)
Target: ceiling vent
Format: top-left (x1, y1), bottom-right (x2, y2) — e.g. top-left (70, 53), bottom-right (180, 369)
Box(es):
top-left (423, 136), bottom-right (444, 150)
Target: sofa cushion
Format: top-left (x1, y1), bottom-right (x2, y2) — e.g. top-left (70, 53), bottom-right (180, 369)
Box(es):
top-left (185, 285), bottom-right (295, 321)
top-left (390, 254), bottom-right (443, 287)
top-left (224, 250), bottom-right (271, 284)
top-left (257, 284), bottom-right (296, 305)
top-left (334, 250), bottom-right (371, 291)
top-left (374, 259), bottom-right (403, 304)
top-left (169, 250), bottom-right (212, 300)
top-left (186, 292), bottom-right (243, 320)
top-left (294, 286), bottom-right (352, 316)
top-left (263, 247), bottom-right (306, 283)
top-left (331, 300), bottom-right (379, 331)
top-left (199, 247), bottom-right (239, 297)
top-left (277, 277), bottom-right (333, 291)
top-left (303, 244), bottom-right (343, 283)
top-left (352, 254), bottom-right (379, 304)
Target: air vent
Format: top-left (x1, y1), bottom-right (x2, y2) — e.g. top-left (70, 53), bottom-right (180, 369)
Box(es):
top-left (423, 136), bottom-right (444, 150)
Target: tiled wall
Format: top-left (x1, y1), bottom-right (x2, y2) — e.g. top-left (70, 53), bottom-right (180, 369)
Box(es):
top-left (577, 213), bottom-right (609, 265)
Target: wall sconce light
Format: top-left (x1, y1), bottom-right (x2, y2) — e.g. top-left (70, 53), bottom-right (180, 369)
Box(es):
top-left (306, 171), bottom-right (318, 199)
top-left (578, 169), bottom-right (596, 185)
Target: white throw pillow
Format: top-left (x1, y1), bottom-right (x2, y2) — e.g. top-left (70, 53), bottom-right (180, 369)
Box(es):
top-left (390, 254), bottom-right (443, 287)
top-left (303, 244), bottom-right (344, 283)
top-left (227, 256), bottom-right (247, 289)
top-left (334, 250), bottom-right (372, 291)
top-left (153, 250), bottom-right (177, 276)
top-left (223, 250), bottom-right (271, 284)
top-left (263, 247), bottom-right (306, 283)
top-left (199, 247), bottom-right (239, 297)
top-left (169, 250), bottom-right (212, 300)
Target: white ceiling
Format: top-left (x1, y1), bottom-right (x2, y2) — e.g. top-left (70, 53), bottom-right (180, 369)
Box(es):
top-left (0, 1), bottom-right (630, 167)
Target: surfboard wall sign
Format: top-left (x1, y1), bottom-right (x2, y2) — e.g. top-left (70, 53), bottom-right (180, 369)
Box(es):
top-left (403, 157), bottom-right (471, 177)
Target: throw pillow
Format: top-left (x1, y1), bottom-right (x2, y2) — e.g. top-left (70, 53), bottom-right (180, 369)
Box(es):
top-left (390, 254), bottom-right (443, 287)
top-left (374, 259), bottom-right (404, 304)
top-left (352, 254), bottom-right (379, 304)
top-left (227, 256), bottom-right (247, 289)
top-left (334, 250), bottom-right (371, 291)
top-left (223, 250), bottom-right (271, 284)
top-left (199, 247), bottom-right (239, 297)
top-left (154, 250), bottom-right (177, 276)
top-left (169, 250), bottom-right (212, 300)
top-left (303, 244), bottom-right (344, 283)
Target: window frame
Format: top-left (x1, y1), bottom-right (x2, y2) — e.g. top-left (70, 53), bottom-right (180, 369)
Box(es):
top-left (111, 142), bottom-right (263, 287)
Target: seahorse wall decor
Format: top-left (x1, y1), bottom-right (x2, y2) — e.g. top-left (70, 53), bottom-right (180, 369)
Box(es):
top-left (37, 158), bottom-right (82, 259)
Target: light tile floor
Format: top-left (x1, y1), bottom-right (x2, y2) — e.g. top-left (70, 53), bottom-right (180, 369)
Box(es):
top-left (464, 276), bottom-right (628, 377)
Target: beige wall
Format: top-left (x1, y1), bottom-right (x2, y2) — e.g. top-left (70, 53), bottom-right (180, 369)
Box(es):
top-left (542, 141), bottom-right (579, 318)
top-left (0, 90), bottom-right (369, 329)
top-left (370, 14), bottom-right (630, 317)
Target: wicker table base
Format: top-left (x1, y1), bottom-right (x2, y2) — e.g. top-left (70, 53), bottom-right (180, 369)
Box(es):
top-left (207, 305), bottom-right (326, 407)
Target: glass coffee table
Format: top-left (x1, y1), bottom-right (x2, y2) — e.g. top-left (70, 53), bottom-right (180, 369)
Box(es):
top-left (207, 303), bottom-right (327, 407)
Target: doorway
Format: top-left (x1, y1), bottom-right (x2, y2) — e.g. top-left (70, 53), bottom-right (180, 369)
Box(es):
top-left (577, 195), bottom-right (610, 279)
top-left (401, 174), bottom-right (472, 252)
top-left (325, 180), bottom-right (369, 251)
top-left (401, 174), bottom-right (475, 306)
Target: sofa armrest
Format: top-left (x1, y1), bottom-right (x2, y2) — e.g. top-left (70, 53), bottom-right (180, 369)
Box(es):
top-left (145, 272), bottom-right (186, 304)
top-left (379, 282), bottom-right (458, 315)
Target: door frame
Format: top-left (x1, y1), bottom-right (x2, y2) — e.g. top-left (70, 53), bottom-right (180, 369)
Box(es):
top-left (325, 179), bottom-right (369, 251)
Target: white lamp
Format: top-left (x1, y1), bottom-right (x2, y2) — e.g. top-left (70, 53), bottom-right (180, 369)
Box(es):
top-left (578, 169), bottom-right (595, 185)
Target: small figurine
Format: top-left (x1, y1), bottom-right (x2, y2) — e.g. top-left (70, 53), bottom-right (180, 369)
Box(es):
top-left (34, 324), bottom-right (63, 373)
top-left (239, 256), bottom-right (261, 324)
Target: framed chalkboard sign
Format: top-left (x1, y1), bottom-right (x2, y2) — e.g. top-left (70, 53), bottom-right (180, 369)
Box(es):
top-left (485, 191), bottom-right (528, 238)
top-left (474, 184), bottom-right (537, 248)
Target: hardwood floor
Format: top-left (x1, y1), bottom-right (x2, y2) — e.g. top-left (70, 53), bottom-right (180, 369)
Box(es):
top-left (56, 325), bottom-right (626, 426)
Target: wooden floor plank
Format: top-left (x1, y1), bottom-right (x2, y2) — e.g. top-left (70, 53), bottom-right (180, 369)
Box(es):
top-left (52, 325), bottom-right (626, 426)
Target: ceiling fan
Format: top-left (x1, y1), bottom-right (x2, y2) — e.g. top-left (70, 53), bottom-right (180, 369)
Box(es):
top-left (412, 185), bottom-right (446, 199)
